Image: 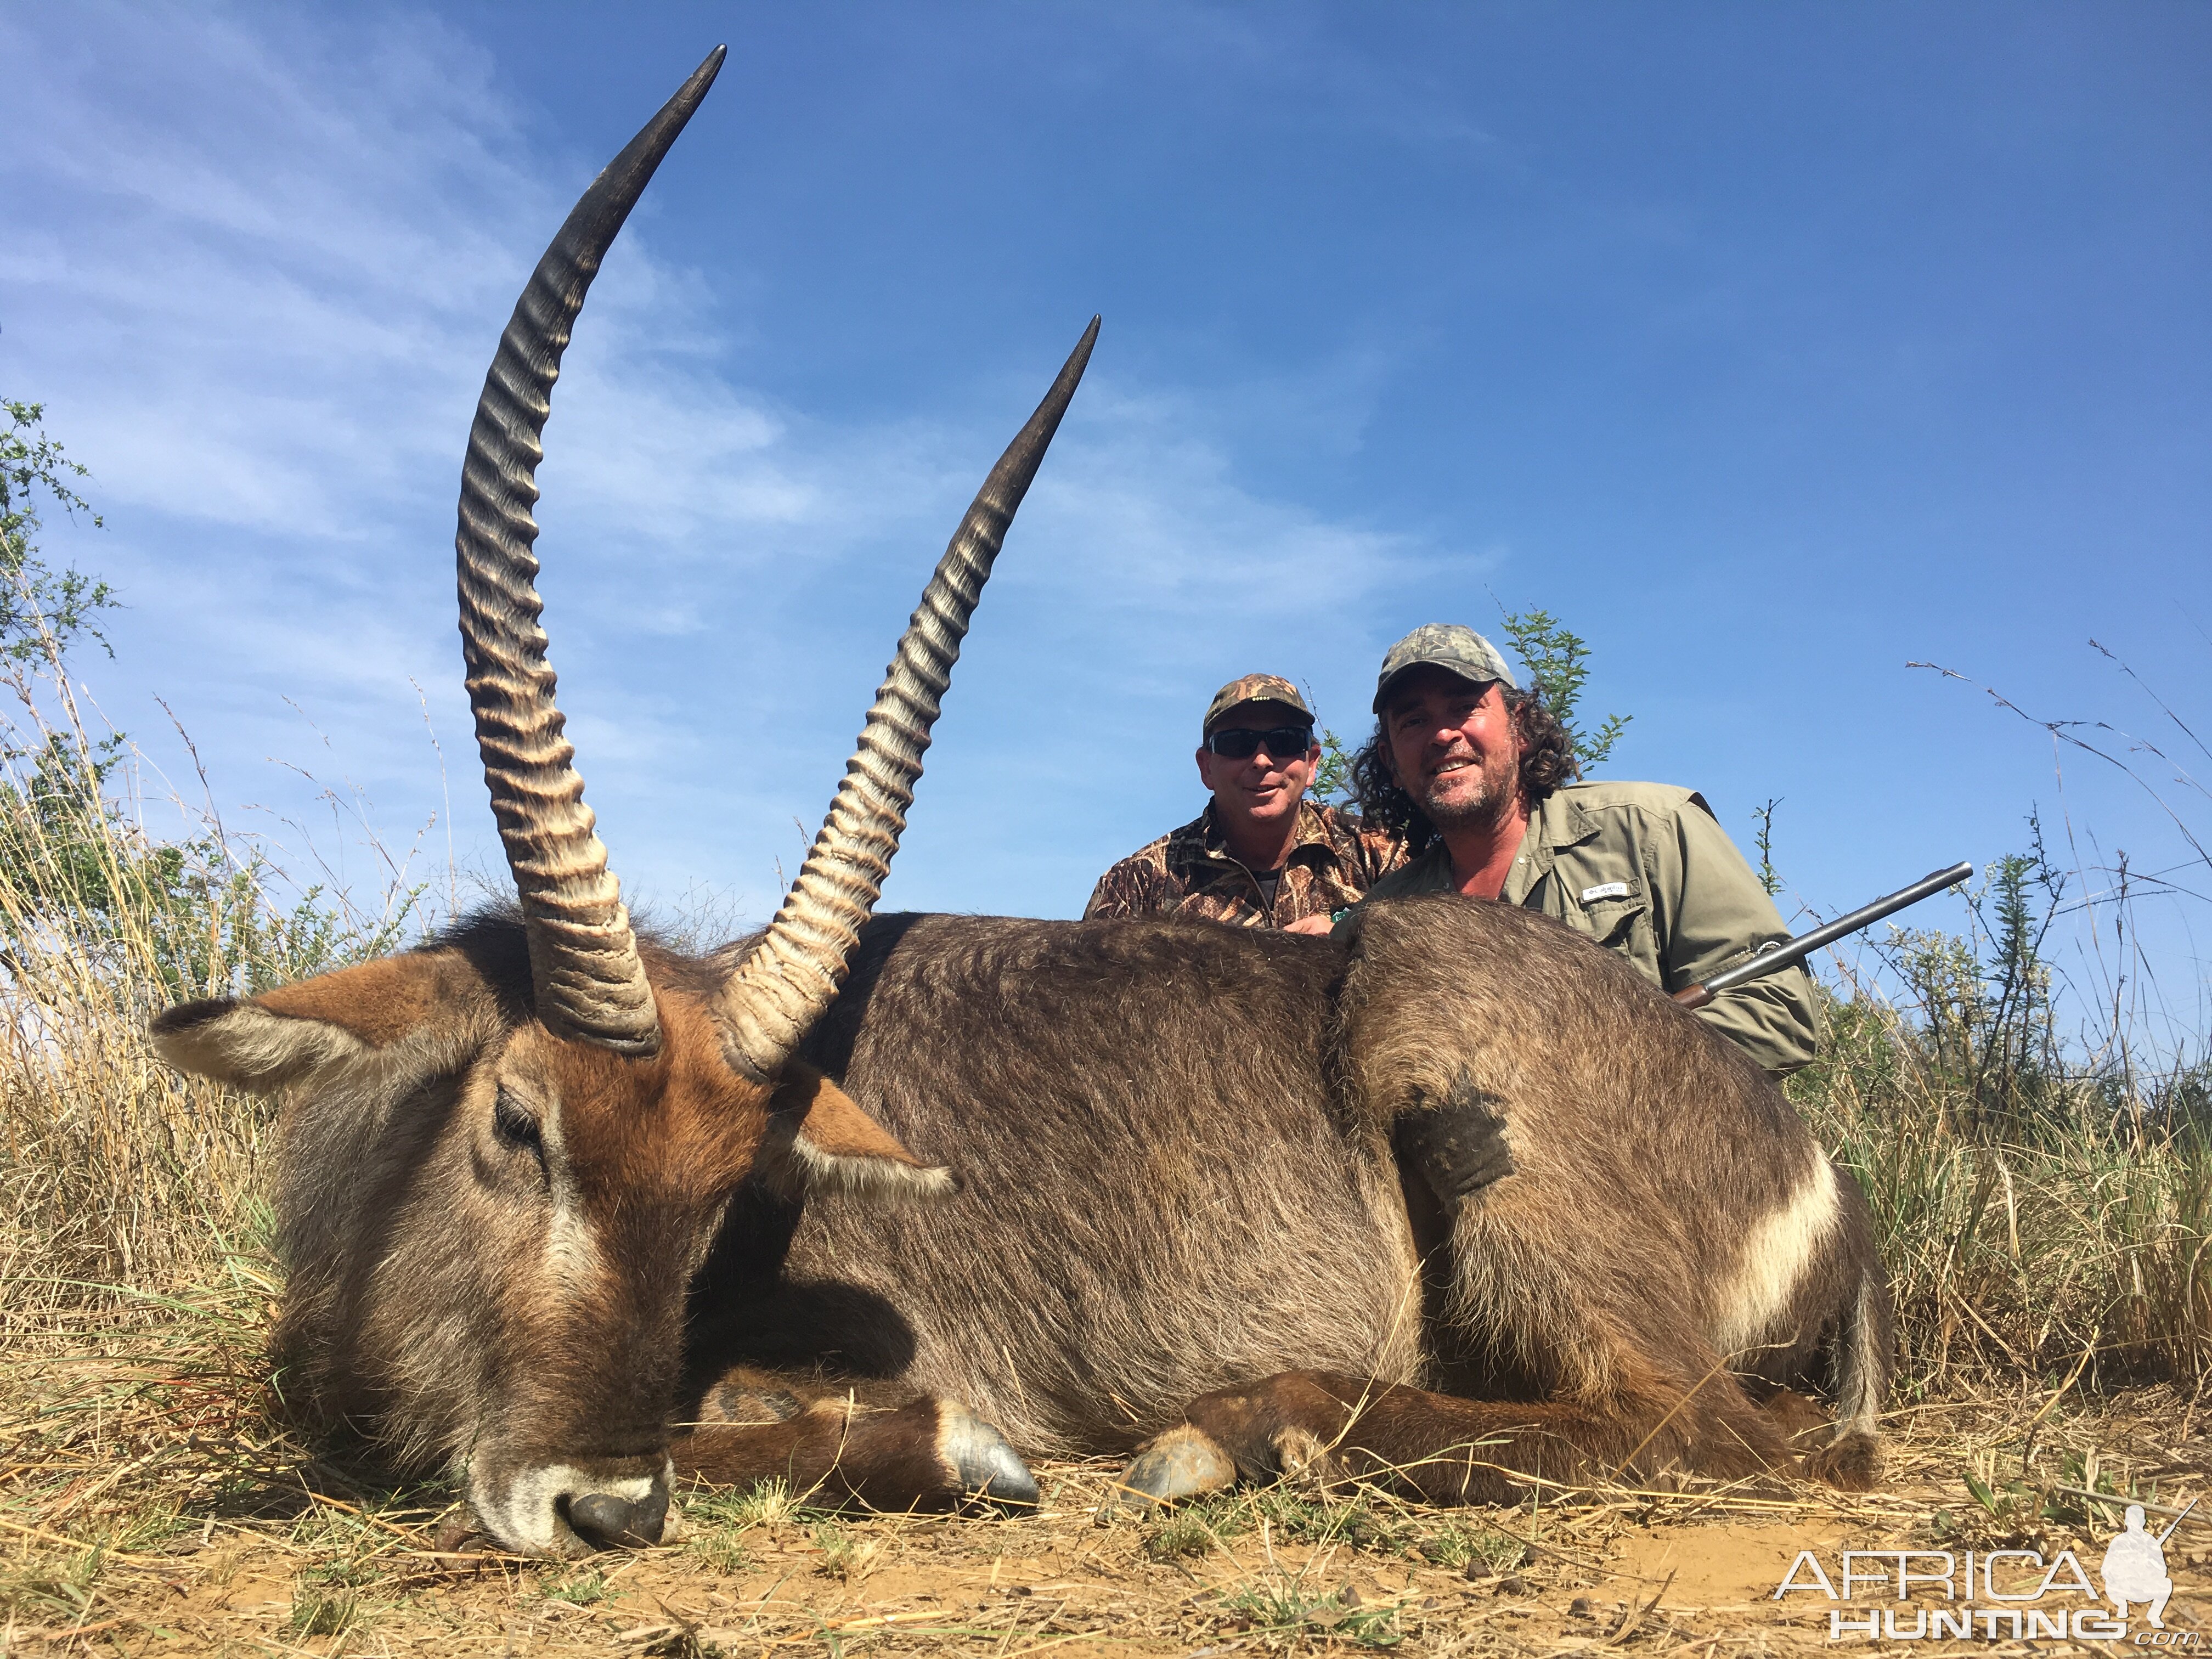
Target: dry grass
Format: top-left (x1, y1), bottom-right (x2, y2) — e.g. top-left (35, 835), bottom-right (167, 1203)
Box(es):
top-left (0, 649), bottom-right (426, 1335)
top-left (0, 751), bottom-right (269, 1328)
top-left (1794, 995), bottom-right (2212, 1396)
top-left (3, 1320), bottom-right (2207, 1655)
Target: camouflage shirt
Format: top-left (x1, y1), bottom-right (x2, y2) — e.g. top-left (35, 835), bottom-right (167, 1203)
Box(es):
top-left (1084, 802), bottom-right (1406, 929)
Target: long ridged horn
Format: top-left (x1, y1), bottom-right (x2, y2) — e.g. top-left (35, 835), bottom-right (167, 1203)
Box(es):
top-left (457, 47), bottom-right (726, 1057)
top-left (718, 318), bottom-right (1100, 1081)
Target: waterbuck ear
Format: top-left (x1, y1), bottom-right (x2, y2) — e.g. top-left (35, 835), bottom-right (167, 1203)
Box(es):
top-left (761, 1061), bottom-right (953, 1204)
top-left (151, 954), bottom-right (461, 1095)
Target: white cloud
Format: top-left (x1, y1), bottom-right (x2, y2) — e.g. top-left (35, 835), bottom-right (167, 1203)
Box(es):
top-left (2, 9), bottom-right (543, 526)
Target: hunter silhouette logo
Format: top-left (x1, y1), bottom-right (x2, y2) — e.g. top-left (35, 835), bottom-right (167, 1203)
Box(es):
top-left (2104, 1502), bottom-right (2191, 1632)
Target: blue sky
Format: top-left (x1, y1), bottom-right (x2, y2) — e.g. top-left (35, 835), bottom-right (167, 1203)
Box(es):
top-left (4, 4), bottom-right (2208, 1035)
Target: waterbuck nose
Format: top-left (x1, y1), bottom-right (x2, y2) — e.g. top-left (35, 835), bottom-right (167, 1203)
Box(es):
top-left (565, 1486), bottom-right (667, 1550)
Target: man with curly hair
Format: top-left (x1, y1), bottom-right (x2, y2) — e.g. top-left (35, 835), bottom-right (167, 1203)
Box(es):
top-left (1331, 624), bottom-right (1819, 1077)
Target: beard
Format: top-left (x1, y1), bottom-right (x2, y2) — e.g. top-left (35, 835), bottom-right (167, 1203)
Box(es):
top-left (1413, 747), bottom-right (1520, 831)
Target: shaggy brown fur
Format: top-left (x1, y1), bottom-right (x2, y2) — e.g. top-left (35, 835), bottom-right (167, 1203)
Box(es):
top-left (154, 893), bottom-right (1891, 1555)
top-left (694, 896), bottom-right (1888, 1498)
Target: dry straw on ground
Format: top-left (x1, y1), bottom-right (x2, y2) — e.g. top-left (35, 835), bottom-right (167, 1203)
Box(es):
top-left (3, 1318), bottom-right (2207, 1656)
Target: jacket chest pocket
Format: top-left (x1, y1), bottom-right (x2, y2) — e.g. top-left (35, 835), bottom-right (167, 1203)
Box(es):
top-left (1561, 874), bottom-right (1647, 950)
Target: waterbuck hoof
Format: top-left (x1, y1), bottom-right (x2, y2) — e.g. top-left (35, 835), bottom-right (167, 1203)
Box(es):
top-left (1102, 1424), bottom-right (1237, 1515)
top-left (938, 1404), bottom-right (1040, 1509)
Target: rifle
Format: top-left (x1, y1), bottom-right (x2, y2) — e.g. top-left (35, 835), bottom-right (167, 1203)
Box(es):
top-left (1671, 861), bottom-right (1974, 1011)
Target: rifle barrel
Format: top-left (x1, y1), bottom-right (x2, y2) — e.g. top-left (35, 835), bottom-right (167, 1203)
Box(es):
top-left (1674, 861), bottom-right (1973, 1007)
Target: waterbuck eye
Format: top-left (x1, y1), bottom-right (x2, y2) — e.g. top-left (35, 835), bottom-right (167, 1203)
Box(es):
top-left (492, 1087), bottom-right (543, 1155)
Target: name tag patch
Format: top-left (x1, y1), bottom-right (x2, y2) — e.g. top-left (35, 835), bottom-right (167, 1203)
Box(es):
top-left (1579, 882), bottom-right (1631, 903)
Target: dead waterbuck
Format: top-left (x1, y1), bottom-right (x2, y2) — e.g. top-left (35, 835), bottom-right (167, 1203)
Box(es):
top-left (152, 49), bottom-right (1892, 1557)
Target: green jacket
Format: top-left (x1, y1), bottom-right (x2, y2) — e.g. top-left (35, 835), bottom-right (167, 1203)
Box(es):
top-left (1345, 780), bottom-right (1820, 1076)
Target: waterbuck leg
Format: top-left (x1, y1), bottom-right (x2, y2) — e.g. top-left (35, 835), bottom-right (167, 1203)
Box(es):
top-left (673, 1389), bottom-right (1037, 1512)
top-left (1112, 1367), bottom-right (1790, 1510)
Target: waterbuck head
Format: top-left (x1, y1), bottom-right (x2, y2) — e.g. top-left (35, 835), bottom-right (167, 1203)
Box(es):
top-left (150, 47), bottom-right (1096, 1556)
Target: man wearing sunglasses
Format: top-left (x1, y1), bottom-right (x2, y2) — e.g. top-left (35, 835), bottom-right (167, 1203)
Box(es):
top-left (1083, 674), bottom-right (1404, 928)
top-left (1335, 624), bottom-right (1819, 1077)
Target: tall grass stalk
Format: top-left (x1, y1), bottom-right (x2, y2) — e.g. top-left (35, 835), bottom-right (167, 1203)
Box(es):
top-left (0, 613), bottom-right (424, 1340)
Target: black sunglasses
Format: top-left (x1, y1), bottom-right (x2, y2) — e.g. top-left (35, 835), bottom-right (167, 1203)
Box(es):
top-left (1206, 725), bottom-right (1314, 760)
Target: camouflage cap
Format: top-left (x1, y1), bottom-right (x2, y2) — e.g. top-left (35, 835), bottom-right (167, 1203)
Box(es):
top-left (1372, 623), bottom-right (1520, 712)
top-left (1201, 673), bottom-right (1314, 737)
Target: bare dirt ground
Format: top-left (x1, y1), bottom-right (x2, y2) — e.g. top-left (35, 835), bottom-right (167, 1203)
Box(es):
top-left (4, 1344), bottom-right (2209, 1658)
